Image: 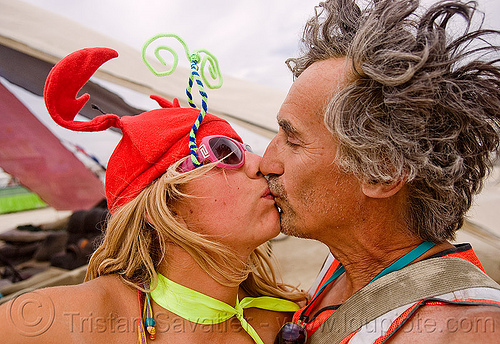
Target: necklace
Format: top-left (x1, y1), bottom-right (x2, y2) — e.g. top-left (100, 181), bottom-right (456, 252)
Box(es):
top-left (150, 273), bottom-right (300, 344)
top-left (299, 241), bottom-right (436, 322)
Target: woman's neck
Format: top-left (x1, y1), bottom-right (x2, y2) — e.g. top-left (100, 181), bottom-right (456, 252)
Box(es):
top-left (157, 245), bottom-right (246, 306)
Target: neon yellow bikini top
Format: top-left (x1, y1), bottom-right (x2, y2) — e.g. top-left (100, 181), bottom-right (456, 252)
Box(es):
top-left (148, 273), bottom-right (300, 344)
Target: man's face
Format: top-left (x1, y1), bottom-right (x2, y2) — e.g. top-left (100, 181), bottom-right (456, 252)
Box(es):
top-left (260, 58), bottom-right (365, 241)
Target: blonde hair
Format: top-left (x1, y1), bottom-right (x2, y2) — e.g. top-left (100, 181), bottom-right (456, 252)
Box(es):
top-left (86, 160), bottom-right (306, 302)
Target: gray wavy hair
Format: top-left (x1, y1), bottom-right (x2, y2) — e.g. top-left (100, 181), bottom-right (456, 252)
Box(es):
top-left (287, 0), bottom-right (500, 242)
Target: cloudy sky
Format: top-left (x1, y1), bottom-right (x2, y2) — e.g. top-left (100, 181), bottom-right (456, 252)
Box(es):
top-left (19, 0), bottom-right (500, 93)
top-left (20, 0), bottom-right (321, 91)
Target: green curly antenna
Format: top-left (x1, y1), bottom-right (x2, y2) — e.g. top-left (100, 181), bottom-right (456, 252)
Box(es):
top-left (141, 33), bottom-right (223, 89)
top-left (142, 33), bottom-right (223, 168)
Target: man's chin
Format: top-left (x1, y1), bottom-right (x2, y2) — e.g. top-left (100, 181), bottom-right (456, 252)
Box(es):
top-left (279, 220), bottom-right (312, 239)
top-left (276, 203), bottom-right (311, 238)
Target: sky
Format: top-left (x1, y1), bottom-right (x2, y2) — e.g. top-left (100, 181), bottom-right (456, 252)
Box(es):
top-left (19, 0), bottom-right (321, 92)
top-left (18, 0), bottom-right (500, 92)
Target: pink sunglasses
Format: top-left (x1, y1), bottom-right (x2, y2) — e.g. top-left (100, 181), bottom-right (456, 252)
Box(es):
top-left (180, 135), bottom-right (252, 172)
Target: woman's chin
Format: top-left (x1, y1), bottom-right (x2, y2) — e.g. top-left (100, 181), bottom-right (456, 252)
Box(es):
top-left (266, 219), bottom-right (282, 241)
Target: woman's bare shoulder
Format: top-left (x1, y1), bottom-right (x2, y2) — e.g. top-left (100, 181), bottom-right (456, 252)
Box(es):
top-left (0, 274), bottom-right (138, 343)
top-left (21, 274), bottom-right (131, 311)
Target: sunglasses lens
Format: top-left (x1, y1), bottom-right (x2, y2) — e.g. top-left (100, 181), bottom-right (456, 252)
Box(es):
top-left (274, 322), bottom-right (307, 344)
top-left (209, 137), bottom-right (243, 165)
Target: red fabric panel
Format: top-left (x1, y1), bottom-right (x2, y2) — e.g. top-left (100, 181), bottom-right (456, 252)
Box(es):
top-left (0, 82), bottom-right (105, 211)
top-left (445, 248), bottom-right (485, 271)
top-left (292, 258), bottom-right (342, 337)
top-left (372, 301), bottom-right (424, 344)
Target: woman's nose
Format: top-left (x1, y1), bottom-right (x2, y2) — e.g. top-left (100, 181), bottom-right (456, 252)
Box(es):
top-left (243, 151), bottom-right (263, 178)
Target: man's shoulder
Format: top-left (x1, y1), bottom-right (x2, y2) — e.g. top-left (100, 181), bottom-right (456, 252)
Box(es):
top-left (387, 303), bottom-right (500, 343)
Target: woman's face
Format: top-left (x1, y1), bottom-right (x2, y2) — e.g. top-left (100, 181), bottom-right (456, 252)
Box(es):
top-left (175, 151), bottom-right (280, 255)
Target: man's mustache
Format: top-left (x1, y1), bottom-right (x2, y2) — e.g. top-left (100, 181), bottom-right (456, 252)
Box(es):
top-left (267, 176), bottom-right (285, 199)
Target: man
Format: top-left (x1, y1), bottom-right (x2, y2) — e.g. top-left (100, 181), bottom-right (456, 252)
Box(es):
top-left (261, 0), bottom-right (500, 342)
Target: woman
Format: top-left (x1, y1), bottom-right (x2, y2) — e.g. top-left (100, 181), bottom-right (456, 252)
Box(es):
top-left (0, 48), bottom-right (305, 343)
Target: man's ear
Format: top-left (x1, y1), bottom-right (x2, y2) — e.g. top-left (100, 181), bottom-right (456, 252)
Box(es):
top-left (361, 178), bottom-right (406, 199)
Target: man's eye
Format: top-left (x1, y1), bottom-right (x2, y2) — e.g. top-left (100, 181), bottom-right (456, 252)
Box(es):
top-left (285, 136), bottom-right (300, 147)
top-left (278, 127), bottom-right (300, 147)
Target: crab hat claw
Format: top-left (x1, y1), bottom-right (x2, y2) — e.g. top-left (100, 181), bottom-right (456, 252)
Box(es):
top-left (44, 47), bottom-right (122, 132)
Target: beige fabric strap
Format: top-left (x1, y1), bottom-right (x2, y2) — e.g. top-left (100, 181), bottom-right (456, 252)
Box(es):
top-left (310, 257), bottom-right (500, 344)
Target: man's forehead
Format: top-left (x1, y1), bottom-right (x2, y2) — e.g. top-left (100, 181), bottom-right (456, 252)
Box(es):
top-left (276, 111), bottom-right (322, 142)
top-left (276, 57), bottom-right (350, 124)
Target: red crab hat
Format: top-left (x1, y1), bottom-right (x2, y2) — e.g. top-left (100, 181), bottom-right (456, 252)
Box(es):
top-left (44, 47), bottom-right (241, 213)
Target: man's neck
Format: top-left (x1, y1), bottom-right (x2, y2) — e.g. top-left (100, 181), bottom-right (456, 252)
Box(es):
top-left (325, 235), bottom-right (454, 302)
